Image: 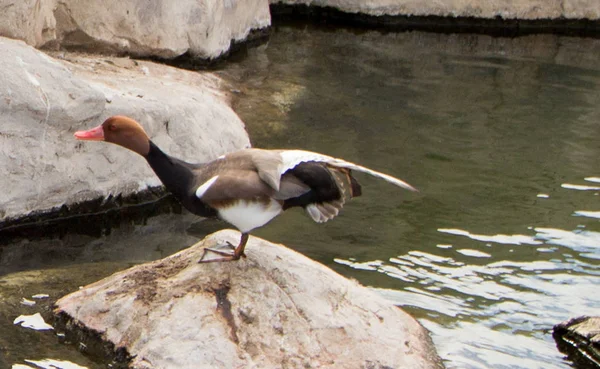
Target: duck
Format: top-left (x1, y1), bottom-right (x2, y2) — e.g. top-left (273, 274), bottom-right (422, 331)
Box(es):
top-left (74, 116), bottom-right (417, 263)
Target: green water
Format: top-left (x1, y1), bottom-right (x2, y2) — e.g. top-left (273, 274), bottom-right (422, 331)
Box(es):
top-left (222, 25), bottom-right (600, 368)
top-left (2, 24), bottom-right (600, 369)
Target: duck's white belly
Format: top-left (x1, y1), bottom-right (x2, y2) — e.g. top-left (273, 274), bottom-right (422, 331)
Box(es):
top-left (217, 198), bottom-right (283, 233)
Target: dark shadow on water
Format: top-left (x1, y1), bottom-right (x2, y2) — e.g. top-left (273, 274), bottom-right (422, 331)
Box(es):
top-left (0, 192), bottom-right (229, 277)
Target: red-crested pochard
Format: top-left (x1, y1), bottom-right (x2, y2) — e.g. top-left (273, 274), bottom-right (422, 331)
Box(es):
top-left (74, 116), bottom-right (417, 262)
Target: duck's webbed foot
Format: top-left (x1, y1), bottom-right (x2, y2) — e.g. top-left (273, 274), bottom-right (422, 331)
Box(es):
top-left (198, 233), bottom-right (249, 263)
top-left (198, 242), bottom-right (239, 263)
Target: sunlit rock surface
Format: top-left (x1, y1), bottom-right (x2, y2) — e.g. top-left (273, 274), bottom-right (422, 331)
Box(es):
top-left (0, 0), bottom-right (271, 59)
top-left (0, 37), bottom-right (250, 221)
top-left (270, 0), bottom-right (600, 20)
top-left (54, 230), bottom-right (444, 369)
top-left (553, 316), bottom-right (600, 369)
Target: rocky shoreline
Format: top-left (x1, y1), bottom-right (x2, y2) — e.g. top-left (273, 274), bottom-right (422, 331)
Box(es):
top-left (271, 3), bottom-right (600, 38)
top-left (2, 1), bottom-right (600, 69)
top-left (270, 0), bottom-right (600, 20)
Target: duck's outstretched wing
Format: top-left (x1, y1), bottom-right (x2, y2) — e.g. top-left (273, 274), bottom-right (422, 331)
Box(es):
top-left (277, 150), bottom-right (418, 192)
top-left (218, 148), bottom-right (416, 192)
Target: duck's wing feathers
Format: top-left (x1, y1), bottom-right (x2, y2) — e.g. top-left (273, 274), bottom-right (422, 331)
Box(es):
top-left (195, 170), bottom-right (310, 205)
top-left (220, 149), bottom-right (284, 191)
top-left (219, 148), bottom-right (416, 193)
top-left (277, 150), bottom-right (417, 192)
top-left (195, 171), bottom-right (274, 206)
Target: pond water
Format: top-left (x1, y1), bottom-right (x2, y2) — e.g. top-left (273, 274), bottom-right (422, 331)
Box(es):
top-left (2, 23), bottom-right (600, 369)
top-left (223, 24), bottom-right (600, 368)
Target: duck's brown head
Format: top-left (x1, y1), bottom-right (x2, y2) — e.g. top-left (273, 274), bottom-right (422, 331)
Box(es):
top-left (74, 115), bottom-right (150, 156)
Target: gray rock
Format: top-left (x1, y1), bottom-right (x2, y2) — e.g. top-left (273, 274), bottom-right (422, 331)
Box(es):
top-left (53, 0), bottom-right (271, 59)
top-left (0, 0), bottom-right (57, 47)
top-left (270, 0), bottom-right (600, 20)
top-left (55, 229), bottom-right (444, 369)
top-left (0, 36), bottom-right (250, 221)
top-left (554, 316), bottom-right (600, 369)
top-left (0, 0), bottom-right (271, 60)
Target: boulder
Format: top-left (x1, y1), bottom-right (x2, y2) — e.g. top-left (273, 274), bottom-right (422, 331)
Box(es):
top-left (553, 316), bottom-right (600, 369)
top-left (0, 36), bottom-right (250, 222)
top-left (0, 0), bottom-right (271, 60)
top-left (52, 0), bottom-right (271, 59)
top-left (0, 0), bottom-right (57, 47)
top-left (269, 0), bottom-right (600, 20)
top-left (54, 230), bottom-right (444, 369)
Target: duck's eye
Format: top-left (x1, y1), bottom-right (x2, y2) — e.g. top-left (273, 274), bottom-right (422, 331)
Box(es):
top-left (108, 124), bottom-right (117, 131)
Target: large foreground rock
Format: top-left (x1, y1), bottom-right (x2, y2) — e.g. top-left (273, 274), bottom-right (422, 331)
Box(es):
top-left (0, 36), bottom-right (250, 221)
top-left (0, 0), bottom-right (271, 59)
top-left (553, 316), bottom-right (600, 369)
top-left (270, 0), bottom-right (600, 20)
top-left (54, 230), bottom-right (444, 369)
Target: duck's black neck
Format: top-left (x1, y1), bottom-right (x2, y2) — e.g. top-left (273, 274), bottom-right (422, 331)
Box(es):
top-left (145, 141), bottom-right (195, 201)
top-left (145, 141), bottom-right (217, 218)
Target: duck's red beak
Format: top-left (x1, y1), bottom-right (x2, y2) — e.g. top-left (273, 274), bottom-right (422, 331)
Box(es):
top-left (74, 125), bottom-right (104, 141)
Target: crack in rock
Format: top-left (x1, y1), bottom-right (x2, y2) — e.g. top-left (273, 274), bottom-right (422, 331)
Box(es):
top-left (213, 285), bottom-right (239, 344)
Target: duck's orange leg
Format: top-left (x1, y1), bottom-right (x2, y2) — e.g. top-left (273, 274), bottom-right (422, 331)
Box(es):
top-left (198, 233), bottom-right (249, 263)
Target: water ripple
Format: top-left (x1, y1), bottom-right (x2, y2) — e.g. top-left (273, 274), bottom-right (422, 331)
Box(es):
top-left (456, 249), bottom-right (492, 258)
top-left (535, 227), bottom-right (600, 252)
top-left (574, 210), bottom-right (600, 219)
top-left (438, 228), bottom-right (542, 245)
top-left (561, 183), bottom-right (600, 191)
top-left (340, 224), bottom-right (600, 369)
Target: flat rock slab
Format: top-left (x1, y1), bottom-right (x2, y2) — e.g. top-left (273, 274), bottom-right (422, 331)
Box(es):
top-left (553, 316), bottom-right (600, 369)
top-left (54, 230), bottom-right (444, 369)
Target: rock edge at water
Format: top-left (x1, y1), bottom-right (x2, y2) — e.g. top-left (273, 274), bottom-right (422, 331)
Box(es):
top-left (270, 0), bottom-right (600, 20)
top-left (553, 316), bottom-right (600, 369)
top-left (3, 0), bottom-right (600, 63)
top-left (54, 229), bottom-right (444, 369)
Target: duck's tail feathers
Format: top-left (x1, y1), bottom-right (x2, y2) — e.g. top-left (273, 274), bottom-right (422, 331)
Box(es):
top-left (305, 200), bottom-right (344, 223)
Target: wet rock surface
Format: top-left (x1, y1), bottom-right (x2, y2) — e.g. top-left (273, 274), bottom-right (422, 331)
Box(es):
top-left (54, 230), bottom-right (444, 369)
top-left (554, 316), bottom-right (600, 369)
top-left (0, 36), bottom-right (250, 223)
